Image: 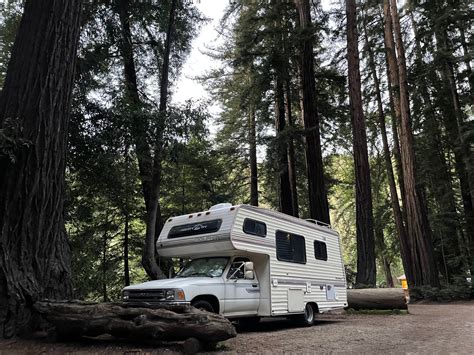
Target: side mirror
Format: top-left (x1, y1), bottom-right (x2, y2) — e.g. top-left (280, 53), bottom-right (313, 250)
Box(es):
top-left (245, 270), bottom-right (254, 279)
top-left (244, 261), bottom-right (254, 271)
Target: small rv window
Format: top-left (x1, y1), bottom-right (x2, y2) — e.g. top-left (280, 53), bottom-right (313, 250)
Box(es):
top-left (314, 240), bottom-right (328, 261)
top-left (275, 231), bottom-right (306, 264)
top-left (243, 219), bottom-right (267, 237)
top-left (168, 219), bottom-right (222, 239)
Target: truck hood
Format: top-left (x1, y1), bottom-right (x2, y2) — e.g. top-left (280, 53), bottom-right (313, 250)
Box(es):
top-left (123, 277), bottom-right (222, 290)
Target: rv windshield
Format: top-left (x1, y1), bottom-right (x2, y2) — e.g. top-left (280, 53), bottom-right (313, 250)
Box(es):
top-left (176, 257), bottom-right (229, 278)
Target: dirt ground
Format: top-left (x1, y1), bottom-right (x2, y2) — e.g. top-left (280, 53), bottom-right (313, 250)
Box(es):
top-left (0, 302), bottom-right (472, 354)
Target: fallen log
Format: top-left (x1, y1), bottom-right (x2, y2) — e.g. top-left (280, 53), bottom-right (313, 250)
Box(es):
top-left (347, 288), bottom-right (408, 310)
top-left (34, 301), bottom-right (236, 347)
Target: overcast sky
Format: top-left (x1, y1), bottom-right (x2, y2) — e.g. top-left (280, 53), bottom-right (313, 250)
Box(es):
top-left (172, 0), bottom-right (333, 117)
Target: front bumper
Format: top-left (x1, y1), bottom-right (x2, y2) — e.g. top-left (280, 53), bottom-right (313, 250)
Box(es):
top-left (123, 300), bottom-right (190, 308)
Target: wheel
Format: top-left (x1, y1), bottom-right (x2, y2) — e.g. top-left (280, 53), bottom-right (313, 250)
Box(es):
top-left (191, 299), bottom-right (215, 313)
top-left (293, 303), bottom-right (315, 327)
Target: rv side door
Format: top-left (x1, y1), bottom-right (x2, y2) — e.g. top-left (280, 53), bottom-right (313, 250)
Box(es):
top-left (223, 257), bottom-right (260, 316)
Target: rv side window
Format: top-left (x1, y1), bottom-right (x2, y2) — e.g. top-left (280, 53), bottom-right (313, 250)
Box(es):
top-left (275, 231), bottom-right (306, 264)
top-left (314, 240), bottom-right (328, 261)
top-left (243, 218), bottom-right (267, 237)
top-left (168, 219), bottom-right (222, 239)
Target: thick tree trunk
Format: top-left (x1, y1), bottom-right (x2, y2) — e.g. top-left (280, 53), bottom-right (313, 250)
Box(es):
top-left (285, 80), bottom-right (299, 217)
top-left (346, 0), bottom-right (376, 287)
top-left (364, 22), bottom-right (411, 285)
top-left (294, 0), bottom-right (330, 224)
top-left (249, 107), bottom-right (259, 206)
top-left (347, 288), bottom-right (407, 310)
top-left (0, 0), bottom-right (82, 338)
top-left (386, 0), bottom-right (439, 287)
top-left (275, 77), bottom-right (293, 215)
top-left (34, 301), bottom-right (236, 344)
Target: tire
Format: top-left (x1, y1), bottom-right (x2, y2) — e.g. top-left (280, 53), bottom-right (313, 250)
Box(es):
top-left (293, 303), bottom-right (315, 327)
top-left (191, 299), bottom-right (215, 313)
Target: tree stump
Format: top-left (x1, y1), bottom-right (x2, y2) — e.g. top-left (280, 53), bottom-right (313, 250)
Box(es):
top-left (347, 288), bottom-right (408, 310)
top-left (34, 301), bottom-right (236, 350)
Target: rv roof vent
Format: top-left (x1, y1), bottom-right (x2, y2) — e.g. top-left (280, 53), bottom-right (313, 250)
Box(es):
top-left (209, 203), bottom-right (233, 211)
top-left (306, 219), bottom-right (332, 228)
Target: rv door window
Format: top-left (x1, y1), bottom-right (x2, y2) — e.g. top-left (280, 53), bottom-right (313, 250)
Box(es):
top-left (275, 231), bottom-right (306, 264)
top-left (168, 219), bottom-right (222, 239)
top-left (243, 218), bottom-right (267, 237)
top-left (314, 240), bottom-right (328, 261)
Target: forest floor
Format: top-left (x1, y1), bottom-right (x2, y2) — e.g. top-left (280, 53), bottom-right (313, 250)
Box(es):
top-left (0, 301), bottom-right (472, 354)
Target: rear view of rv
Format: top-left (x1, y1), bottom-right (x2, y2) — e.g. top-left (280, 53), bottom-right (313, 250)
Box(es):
top-left (123, 204), bottom-right (347, 325)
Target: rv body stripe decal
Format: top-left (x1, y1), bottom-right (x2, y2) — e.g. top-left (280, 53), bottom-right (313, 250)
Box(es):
top-left (158, 233), bottom-right (230, 248)
top-left (272, 277), bottom-right (346, 288)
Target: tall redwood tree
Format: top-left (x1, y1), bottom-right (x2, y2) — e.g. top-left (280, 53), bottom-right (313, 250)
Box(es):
top-left (0, 0), bottom-right (83, 338)
top-left (294, 0), bottom-right (330, 224)
top-left (346, 0), bottom-right (376, 287)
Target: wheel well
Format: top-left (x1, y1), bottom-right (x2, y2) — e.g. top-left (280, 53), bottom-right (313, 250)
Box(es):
top-left (307, 302), bottom-right (319, 314)
top-left (191, 295), bottom-right (220, 313)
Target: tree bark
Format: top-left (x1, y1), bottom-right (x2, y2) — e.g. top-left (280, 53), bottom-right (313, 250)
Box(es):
top-left (285, 81), bottom-right (299, 217)
top-left (346, 0), bottom-right (376, 287)
top-left (0, 0), bottom-right (82, 338)
top-left (249, 106), bottom-right (259, 206)
top-left (294, 0), bottom-right (330, 224)
top-left (365, 9), bottom-right (412, 284)
top-left (34, 301), bottom-right (236, 344)
top-left (275, 76), bottom-right (293, 215)
top-left (385, 0), bottom-right (439, 287)
top-left (347, 288), bottom-right (407, 310)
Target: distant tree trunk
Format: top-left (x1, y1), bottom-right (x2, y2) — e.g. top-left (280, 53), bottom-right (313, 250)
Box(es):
top-left (116, 0), bottom-right (169, 280)
top-left (141, 0), bottom-right (177, 280)
top-left (432, 16), bottom-right (474, 274)
top-left (386, 0), bottom-right (439, 287)
top-left (362, 13), bottom-right (412, 284)
top-left (346, 0), bottom-right (376, 287)
top-left (102, 230), bottom-right (108, 303)
top-left (285, 80), bottom-right (299, 217)
top-left (275, 77), bottom-right (293, 215)
top-left (294, 0), bottom-right (330, 224)
top-left (380, 7), bottom-right (407, 226)
top-left (0, 0), bottom-right (82, 338)
top-left (375, 224), bottom-right (395, 288)
top-left (409, 11), bottom-right (468, 280)
top-left (124, 214), bottom-right (130, 286)
top-left (249, 107), bottom-right (259, 206)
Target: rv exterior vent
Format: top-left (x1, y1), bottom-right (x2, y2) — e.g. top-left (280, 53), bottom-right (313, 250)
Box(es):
top-left (305, 219), bottom-right (332, 229)
top-left (209, 203), bottom-right (233, 211)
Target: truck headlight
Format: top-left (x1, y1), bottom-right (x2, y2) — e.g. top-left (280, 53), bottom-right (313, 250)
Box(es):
top-left (123, 290), bottom-right (130, 301)
top-left (165, 289), bottom-right (175, 300)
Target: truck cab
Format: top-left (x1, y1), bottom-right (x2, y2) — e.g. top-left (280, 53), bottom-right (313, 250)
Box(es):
top-left (123, 256), bottom-right (260, 318)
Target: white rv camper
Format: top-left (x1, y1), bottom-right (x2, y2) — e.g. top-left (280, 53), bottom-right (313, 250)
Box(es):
top-left (123, 204), bottom-right (347, 325)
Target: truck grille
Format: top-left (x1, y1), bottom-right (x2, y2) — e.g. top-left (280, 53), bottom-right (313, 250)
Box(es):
top-left (127, 289), bottom-right (165, 302)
